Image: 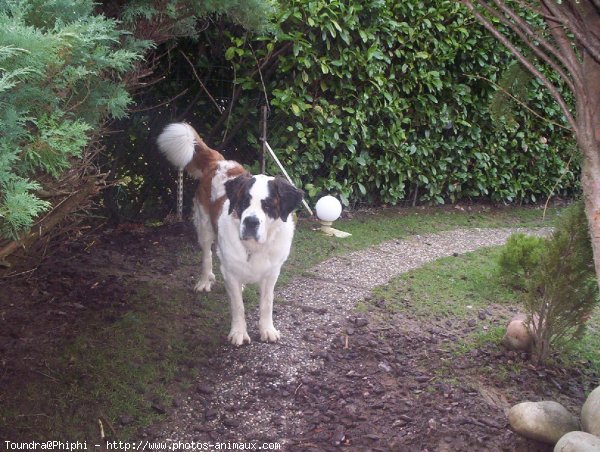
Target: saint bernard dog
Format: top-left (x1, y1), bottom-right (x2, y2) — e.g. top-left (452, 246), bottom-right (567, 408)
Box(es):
top-left (157, 123), bottom-right (304, 345)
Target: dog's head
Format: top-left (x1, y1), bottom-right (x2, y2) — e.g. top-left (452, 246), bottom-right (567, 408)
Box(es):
top-left (225, 174), bottom-right (304, 244)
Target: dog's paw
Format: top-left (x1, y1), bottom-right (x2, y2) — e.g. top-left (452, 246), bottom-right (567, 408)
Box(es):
top-left (228, 329), bottom-right (251, 346)
top-left (194, 273), bottom-right (216, 292)
top-left (259, 325), bottom-right (281, 343)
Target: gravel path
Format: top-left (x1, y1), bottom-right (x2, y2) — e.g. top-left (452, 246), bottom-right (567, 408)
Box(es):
top-left (153, 227), bottom-right (551, 447)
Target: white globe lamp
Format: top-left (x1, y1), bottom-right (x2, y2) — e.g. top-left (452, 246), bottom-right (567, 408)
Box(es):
top-left (315, 195), bottom-right (351, 238)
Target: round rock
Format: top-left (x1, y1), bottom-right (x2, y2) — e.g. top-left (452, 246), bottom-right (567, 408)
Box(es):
top-left (554, 431), bottom-right (600, 452)
top-left (581, 385), bottom-right (600, 437)
top-left (508, 401), bottom-right (579, 444)
top-left (503, 314), bottom-right (532, 351)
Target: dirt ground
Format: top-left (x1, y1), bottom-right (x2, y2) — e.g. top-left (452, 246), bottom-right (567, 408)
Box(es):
top-left (1, 221), bottom-right (598, 451)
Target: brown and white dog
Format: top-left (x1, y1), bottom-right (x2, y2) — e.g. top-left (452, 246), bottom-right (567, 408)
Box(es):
top-left (157, 123), bottom-right (304, 345)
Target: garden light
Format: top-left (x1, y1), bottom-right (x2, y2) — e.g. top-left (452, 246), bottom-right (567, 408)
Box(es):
top-left (315, 195), bottom-right (351, 238)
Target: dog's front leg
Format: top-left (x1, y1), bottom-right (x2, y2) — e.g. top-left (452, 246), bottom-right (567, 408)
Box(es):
top-left (223, 273), bottom-right (250, 345)
top-left (258, 272), bottom-right (281, 342)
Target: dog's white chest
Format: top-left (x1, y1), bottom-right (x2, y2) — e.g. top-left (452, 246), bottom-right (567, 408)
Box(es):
top-left (216, 211), bottom-right (294, 284)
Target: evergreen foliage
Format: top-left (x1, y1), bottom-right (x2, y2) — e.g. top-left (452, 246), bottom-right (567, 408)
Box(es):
top-left (118, 0), bottom-right (276, 35)
top-left (498, 233), bottom-right (545, 291)
top-left (0, 0), bottom-right (274, 243)
top-left (499, 202), bottom-right (599, 363)
top-left (0, 0), bottom-right (145, 240)
top-left (526, 202), bottom-right (599, 363)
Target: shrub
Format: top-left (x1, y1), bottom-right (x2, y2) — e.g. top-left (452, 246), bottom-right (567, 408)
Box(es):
top-left (499, 202), bottom-right (599, 363)
top-left (526, 201), bottom-right (599, 363)
top-left (221, 0), bottom-right (578, 206)
top-left (498, 233), bottom-right (545, 290)
top-left (107, 0), bottom-right (579, 222)
top-left (0, 0), bottom-right (145, 241)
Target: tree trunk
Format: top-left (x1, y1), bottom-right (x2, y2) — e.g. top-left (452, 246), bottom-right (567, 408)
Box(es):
top-left (578, 25), bottom-right (600, 291)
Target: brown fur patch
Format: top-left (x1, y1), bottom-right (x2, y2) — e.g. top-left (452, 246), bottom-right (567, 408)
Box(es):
top-left (188, 133), bottom-right (248, 232)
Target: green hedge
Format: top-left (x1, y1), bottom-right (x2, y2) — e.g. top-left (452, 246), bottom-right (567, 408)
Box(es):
top-left (224, 0), bottom-right (577, 206)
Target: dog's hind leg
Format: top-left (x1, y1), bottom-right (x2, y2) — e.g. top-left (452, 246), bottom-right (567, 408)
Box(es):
top-left (258, 272), bottom-right (281, 342)
top-left (192, 198), bottom-right (216, 292)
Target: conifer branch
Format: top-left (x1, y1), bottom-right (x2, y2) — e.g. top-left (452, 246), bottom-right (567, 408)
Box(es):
top-left (462, 0), bottom-right (577, 132)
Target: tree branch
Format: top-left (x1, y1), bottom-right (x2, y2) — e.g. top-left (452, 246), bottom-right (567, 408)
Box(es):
top-left (462, 0), bottom-right (577, 132)
top-left (0, 178), bottom-right (100, 262)
top-left (543, 0), bottom-right (600, 63)
top-left (464, 73), bottom-right (572, 131)
top-left (485, 0), bottom-right (579, 93)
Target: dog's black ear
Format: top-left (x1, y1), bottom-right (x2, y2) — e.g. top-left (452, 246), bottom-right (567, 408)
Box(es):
top-left (272, 176), bottom-right (304, 222)
top-left (225, 174), bottom-right (253, 216)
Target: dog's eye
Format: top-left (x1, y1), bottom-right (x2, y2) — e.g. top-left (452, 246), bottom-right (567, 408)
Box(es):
top-left (262, 199), bottom-right (278, 219)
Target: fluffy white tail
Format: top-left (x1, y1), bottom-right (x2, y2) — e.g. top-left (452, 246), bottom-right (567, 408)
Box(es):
top-left (156, 123), bottom-right (196, 169)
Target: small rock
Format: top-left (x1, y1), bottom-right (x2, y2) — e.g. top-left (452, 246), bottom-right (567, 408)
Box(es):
top-left (151, 403), bottom-right (166, 415)
top-left (332, 426), bottom-right (345, 446)
top-left (392, 418), bottom-right (407, 427)
top-left (554, 431), bottom-right (600, 452)
top-left (223, 418), bottom-right (240, 428)
top-left (118, 414), bottom-right (134, 426)
top-left (581, 385), bottom-right (600, 437)
top-left (355, 317), bottom-right (369, 327)
top-left (378, 361), bottom-right (392, 373)
top-left (503, 314), bottom-right (532, 351)
top-left (508, 401), bottom-right (579, 444)
top-left (205, 409), bottom-right (218, 420)
top-left (197, 383), bottom-right (214, 395)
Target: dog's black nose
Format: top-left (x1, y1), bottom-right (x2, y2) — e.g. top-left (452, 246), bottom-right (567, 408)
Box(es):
top-left (243, 215), bottom-right (260, 230)
top-left (241, 215), bottom-right (260, 241)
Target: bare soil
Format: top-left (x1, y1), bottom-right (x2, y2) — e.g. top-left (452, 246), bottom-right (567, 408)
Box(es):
top-left (1, 221), bottom-right (598, 451)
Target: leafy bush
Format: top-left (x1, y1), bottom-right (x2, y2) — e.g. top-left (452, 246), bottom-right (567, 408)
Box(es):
top-left (498, 233), bottom-right (545, 290)
top-left (222, 0), bottom-right (577, 206)
top-left (103, 0), bottom-right (578, 220)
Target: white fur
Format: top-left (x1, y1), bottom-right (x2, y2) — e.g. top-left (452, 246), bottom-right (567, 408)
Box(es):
top-left (192, 198), bottom-right (216, 292)
top-left (217, 186), bottom-right (295, 345)
top-left (156, 123), bottom-right (196, 169)
top-left (211, 161), bottom-right (240, 202)
top-left (239, 175), bottom-right (271, 244)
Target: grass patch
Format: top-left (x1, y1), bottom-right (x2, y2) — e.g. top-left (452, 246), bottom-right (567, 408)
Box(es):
top-left (370, 244), bottom-right (600, 374)
top-left (372, 247), bottom-right (516, 318)
top-left (2, 280), bottom-right (227, 440)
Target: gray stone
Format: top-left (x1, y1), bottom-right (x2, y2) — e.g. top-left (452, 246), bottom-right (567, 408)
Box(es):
top-left (581, 385), bottom-right (600, 437)
top-left (508, 401), bottom-right (579, 444)
top-left (554, 431), bottom-right (600, 452)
